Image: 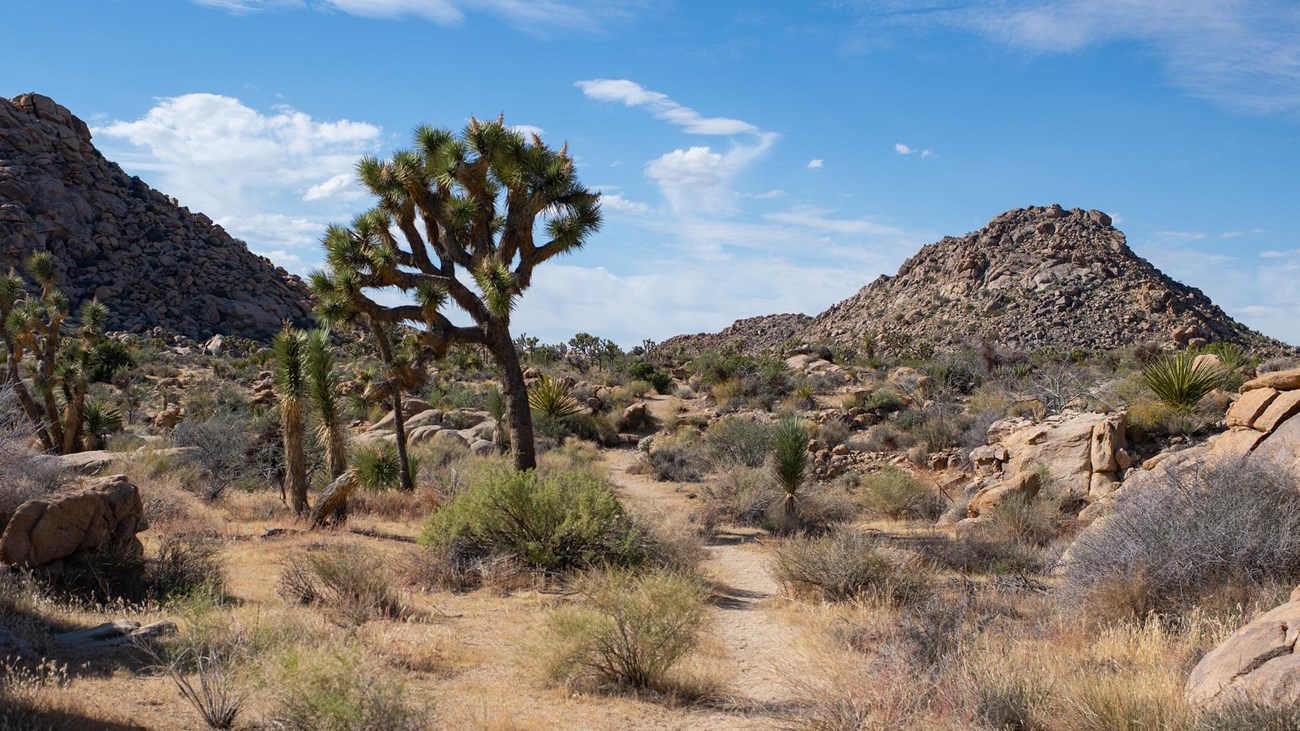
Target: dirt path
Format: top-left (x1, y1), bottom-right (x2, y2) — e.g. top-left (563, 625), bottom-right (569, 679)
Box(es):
top-left (601, 396), bottom-right (801, 719)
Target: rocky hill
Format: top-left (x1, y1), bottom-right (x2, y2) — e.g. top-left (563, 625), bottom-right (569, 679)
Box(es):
top-left (0, 93), bottom-right (312, 339)
top-left (665, 205), bottom-right (1290, 356)
top-left (658, 313), bottom-right (813, 357)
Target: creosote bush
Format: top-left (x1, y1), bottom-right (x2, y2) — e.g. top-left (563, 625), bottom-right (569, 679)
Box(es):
top-left (278, 543), bottom-right (402, 627)
top-left (533, 568), bottom-right (708, 693)
top-left (420, 464), bottom-right (647, 574)
top-left (771, 529), bottom-right (931, 604)
top-left (275, 643), bottom-right (426, 731)
top-left (859, 466), bottom-right (943, 520)
top-left (1065, 459), bottom-right (1300, 617)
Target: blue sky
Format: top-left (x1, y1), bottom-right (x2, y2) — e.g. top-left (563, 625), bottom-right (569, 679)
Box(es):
top-left (4, 0), bottom-right (1299, 346)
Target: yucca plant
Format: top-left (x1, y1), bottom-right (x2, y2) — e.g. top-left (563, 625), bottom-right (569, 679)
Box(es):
top-left (305, 329), bottom-right (347, 479)
top-left (1141, 351), bottom-right (1225, 409)
top-left (486, 385), bottom-right (509, 448)
top-left (82, 399), bottom-right (124, 450)
top-left (353, 444), bottom-right (420, 492)
top-left (528, 375), bottom-right (585, 422)
top-left (1202, 342), bottom-right (1255, 374)
top-left (273, 324), bottom-right (310, 514)
top-left (772, 417), bottom-right (809, 527)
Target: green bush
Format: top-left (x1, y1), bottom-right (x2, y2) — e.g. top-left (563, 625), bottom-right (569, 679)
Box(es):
top-left (534, 569), bottom-right (707, 692)
top-left (859, 466), bottom-right (943, 520)
top-left (420, 465), bottom-right (646, 573)
top-left (771, 529), bottom-right (930, 604)
top-left (628, 361), bottom-right (674, 395)
top-left (275, 644), bottom-right (424, 731)
top-left (278, 543), bottom-right (402, 628)
top-left (706, 415), bottom-right (777, 468)
top-left (88, 338), bottom-right (134, 383)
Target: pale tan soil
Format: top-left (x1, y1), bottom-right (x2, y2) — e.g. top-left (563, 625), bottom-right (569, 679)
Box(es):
top-left (24, 397), bottom-right (807, 730)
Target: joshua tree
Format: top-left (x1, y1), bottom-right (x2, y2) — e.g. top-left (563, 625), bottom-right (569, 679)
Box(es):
top-left (310, 116), bottom-right (601, 471)
top-left (272, 324), bottom-right (309, 514)
top-left (305, 329), bottom-right (347, 479)
top-left (772, 417), bottom-right (809, 527)
top-left (0, 253), bottom-right (108, 454)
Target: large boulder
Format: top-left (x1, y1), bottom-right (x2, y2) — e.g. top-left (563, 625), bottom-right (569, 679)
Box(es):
top-left (967, 470), bottom-right (1041, 519)
top-left (0, 475), bottom-right (147, 568)
top-left (986, 411), bottom-right (1126, 500)
top-left (1186, 588), bottom-right (1300, 709)
top-left (1241, 368), bottom-right (1300, 393)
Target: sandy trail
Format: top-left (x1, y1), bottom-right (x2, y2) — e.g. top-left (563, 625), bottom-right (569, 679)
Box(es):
top-left (601, 395), bottom-right (801, 717)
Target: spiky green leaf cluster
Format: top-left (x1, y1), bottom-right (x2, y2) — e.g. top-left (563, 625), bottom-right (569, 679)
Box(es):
top-left (1141, 352), bottom-right (1225, 409)
top-left (272, 325), bottom-right (309, 402)
top-left (528, 375), bottom-right (585, 422)
top-left (772, 417), bottom-right (809, 497)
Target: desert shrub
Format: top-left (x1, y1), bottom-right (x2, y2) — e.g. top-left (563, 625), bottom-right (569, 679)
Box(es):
top-left (0, 393), bottom-right (63, 531)
top-left (1194, 700), bottom-right (1300, 731)
top-left (278, 543), bottom-right (402, 627)
top-left (533, 568), bottom-right (707, 692)
top-left (1065, 459), bottom-right (1300, 616)
top-left (706, 415), bottom-right (776, 468)
top-left (981, 490), bottom-right (1062, 548)
top-left (1127, 397), bottom-right (1211, 439)
top-left (627, 361), bottom-right (674, 395)
top-left (701, 466), bottom-right (781, 526)
top-left (141, 641), bottom-right (245, 730)
top-left (1258, 356), bottom-right (1300, 374)
top-left (150, 534), bottom-right (228, 602)
top-left (1141, 351), bottom-right (1225, 409)
top-left (644, 444), bottom-right (706, 482)
top-left (771, 529), bottom-right (931, 604)
top-left (859, 466), bottom-right (943, 520)
top-left (914, 532), bottom-right (1044, 575)
top-left (275, 644), bottom-right (425, 731)
top-left (816, 418), bottom-right (851, 449)
top-left (863, 388), bottom-right (907, 414)
top-left (861, 422), bottom-right (915, 453)
top-left (172, 411), bottom-right (258, 498)
top-left (420, 464), bottom-right (646, 574)
top-left (87, 338), bottom-right (135, 383)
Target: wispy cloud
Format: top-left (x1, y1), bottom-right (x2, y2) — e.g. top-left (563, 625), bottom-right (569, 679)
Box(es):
top-left (193, 0), bottom-right (646, 32)
top-left (579, 78), bottom-right (779, 214)
top-left (845, 1), bottom-right (1300, 114)
top-left (806, 158), bottom-right (824, 169)
top-left (894, 142), bottom-right (934, 158)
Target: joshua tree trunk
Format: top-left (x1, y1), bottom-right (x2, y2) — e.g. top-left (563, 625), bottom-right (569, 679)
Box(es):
top-left (283, 399), bottom-right (308, 515)
top-left (311, 470), bottom-right (359, 528)
top-left (488, 325), bottom-right (535, 472)
top-left (369, 321), bottom-right (415, 492)
top-left (60, 390), bottom-right (84, 454)
top-left (4, 354), bottom-right (52, 451)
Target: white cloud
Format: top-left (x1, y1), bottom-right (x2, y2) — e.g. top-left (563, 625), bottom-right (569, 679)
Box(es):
top-left (510, 124), bottom-right (545, 139)
top-left (576, 79), bottom-right (759, 135)
top-left (806, 158), bottom-right (824, 169)
top-left (1261, 249), bottom-right (1300, 258)
top-left (96, 93), bottom-right (382, 265)
top-left (1152, 230), bottom-right (1208, 241)
top-left (599, 193), bottom-right (650, 215)
top-left (763, 205), bottom-right (908, 237)
top-left (895, 142), bottom-right (934, 157)
top-left (303, 172), bottom-right (363, 202)
top-left (194, 0), bottom-right (645, 31)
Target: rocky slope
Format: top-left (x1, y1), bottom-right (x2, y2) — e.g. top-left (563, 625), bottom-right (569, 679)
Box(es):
top-left (666, 205), bottom-right (1290, 356)
top-left (657, 313), bottom-right (813, 357)
top-left (0, 93), bottom-right (311, 339)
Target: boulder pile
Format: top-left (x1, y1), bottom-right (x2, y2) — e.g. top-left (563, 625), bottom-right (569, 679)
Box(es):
top-left (0, 93), bottom-right (312, 339)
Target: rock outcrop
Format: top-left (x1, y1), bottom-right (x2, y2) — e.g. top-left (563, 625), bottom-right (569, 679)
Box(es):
top-left (0, 474), bottom-right (147, 568)
top-left (1186, 586), bottom-right (1300, 709)
top-left (663, 205), bottom-right (1292, 356)
top-left (0, 93), bottom-right (312, 339)
top-left (657, 313), bottom-right (813, 358)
